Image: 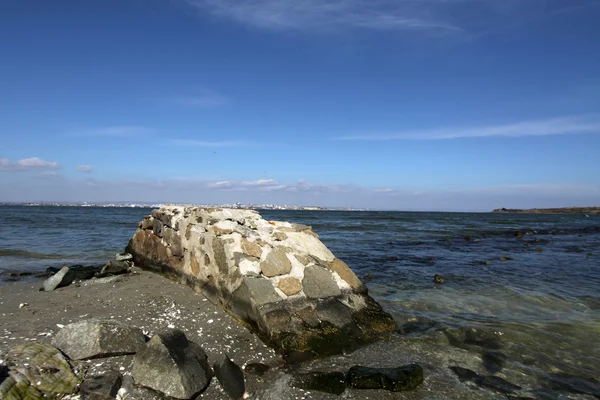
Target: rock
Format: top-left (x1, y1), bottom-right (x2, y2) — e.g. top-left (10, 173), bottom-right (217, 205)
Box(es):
top-left (433, 274), bottom-right (446, 284)
top-left (115, 252), bottom-right (133, 261)
top-left (328, 258), bottom-right (364, 292)
top-left (293, 371), bottom-right (347, 395)
top-left (243, 363), bottom-right (270, 377)
top-left (302, 266), bottom-right (341, 299)
top-left (152, 218), bottom-right (164, 237)
top-left (260, 248), bottom-right (292, 277)
top-left (449, 366), bottom-right (521, 394)
top-left (500, 256), bottom-right (513, 262)
top-left (84, 276), bottom-right (123, 285)
top-left (214, 355), bottom-right (245, 400)
top-left (0, 370), bottom-right (43, 399)
top-left (282, 351), bottom-right (314, 366)
top-left (52, 319), bottom-right (145, 360)
top-left (131, 329), bottom-right (212, 399)
top-left (43, 266), bottom-right (75, 291)
top-left (69, 264), bottom-right (104, 280)
top-left (99, 260), bottom-right (129, 277)
top-left (6, 343), bottom-right (80, 396)
top-left (241, 239), bottom-right (263, 259)
top-left (277, 277), bottom-right (302, 296)
top-left (347, 364), bottom-right (424, 392)
top-left (363, 274), bottom-right (374, 281)
top-left (141, 216), bottom-right (154, 230)
top-left (79, 371), bottom-right (122, 400)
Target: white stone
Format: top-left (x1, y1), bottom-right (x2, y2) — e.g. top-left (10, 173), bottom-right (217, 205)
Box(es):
top-left (331, 271), bottom-right (352, 291)
top-left (287, 253), bottom-right (306, 280)
top-left (239, 258), bottom-right (261, 276)
top-left (279, 232), bottom-right (335, 262)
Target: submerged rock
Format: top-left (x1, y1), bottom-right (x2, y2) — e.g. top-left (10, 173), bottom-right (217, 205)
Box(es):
top-left (213, 355), bottom-right (245, 400)
top-left (131, 329), bottom-right (212, 399)
top-left (293, 371), bottom-right (347, 395)
top-left (52, 319), bottom-right (145, 360)
top-left (433, 274), bottom-right (446, 284)
top-left (43, 266), bottom-right (75, 291)
top-left (449, 366), bottom-right (521, 394)
top-left (6, 342), bottom-right (80, 396)
top-left (347, 364), bottom-right (424, 392)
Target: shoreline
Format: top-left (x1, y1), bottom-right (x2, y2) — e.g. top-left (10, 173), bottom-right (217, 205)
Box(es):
top-left (492, 206), bottom-right (600, 214)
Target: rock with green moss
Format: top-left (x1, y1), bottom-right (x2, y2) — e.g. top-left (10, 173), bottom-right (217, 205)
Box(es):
top-left (0, 371), bottom-right (44, 400)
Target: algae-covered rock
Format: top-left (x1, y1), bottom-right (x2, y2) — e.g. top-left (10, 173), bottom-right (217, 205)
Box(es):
top-left (6, 343), bottom-right (80, 396)
top-left (347, 364), bottom-right (424, 392)
top-left (0, 371), bottom-right (43, 400)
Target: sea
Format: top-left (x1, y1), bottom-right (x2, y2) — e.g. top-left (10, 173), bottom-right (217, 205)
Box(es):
top-left (1, 205), bottom-right (599, 398)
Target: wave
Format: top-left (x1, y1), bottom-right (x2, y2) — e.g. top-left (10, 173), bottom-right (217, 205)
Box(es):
top-left (0, 249), bottom-right (69, 259)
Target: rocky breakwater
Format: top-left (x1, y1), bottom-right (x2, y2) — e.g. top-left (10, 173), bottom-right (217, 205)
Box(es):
top-left (126, 206), bottom-right (396, 357)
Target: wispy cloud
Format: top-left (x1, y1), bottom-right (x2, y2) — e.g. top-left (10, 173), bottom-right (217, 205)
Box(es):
top-left (0, 157), bottom-right (60, 171)
top-left (77, 165), bottom-right (94, 173)
top-left (164, 91), bottom-right (229, 109)
top-left (170, 139), bottom-right (248, 147)
top-left (71, 126), bottom-right (152, 138)
top-left (185, 0), bottom-right (463, 33)
top-left (336, 115), bottom-right (600, 141)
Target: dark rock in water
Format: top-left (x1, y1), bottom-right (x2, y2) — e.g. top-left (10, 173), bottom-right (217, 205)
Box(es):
top-left (0, 370), bottom-right (44, 399)
top-left (6, 342), bottom-right (80, 396)
top-left (515, 231), bottom-right (525, 238)
top-left (433, 274), bottom-right (446, 284)
top-left (132, 329), bottom-right (212, 399)
top-left (500, 256), bottom-right (513, 262)
top-left (449, 366), bottom-right (521, 394)
top-left (397, 318), bottom-right (440, 335)
top-left (214, 355), bottom-right (245, 400)
top-left (546, 372), bottom-right (600, 398)
top-left (463, 327), bottom-right (502, 350)
top-left (79, 371), bottom-right (122, 400)
top-left (244, 363), bottom-right (270, 377)
top-left (46, 266), bottom-right (61, 274)
top-left (347, 364), bottom-right (424, 392)
top-left (8, 271), bottom-right (32, 277)
top-left (99, 260), bottom-right (129, 277)
top-left (362, 274), bottom-right (374, 281)
top-left (484, 260), bottom-right (492, 265)
top-left (464, 235), bottom-right (472, 241)
top-left (69, 264), bottom-right (104, 280)
top-left (293, 371), bottom-right (347, 395)
top-left (52, 319), bottom-right (145, 360)
top-left (115, 252), bottom-right (133, 261)
top-left (283, 351), bottom-right (314, 366)
top-left (482, 351), bottom-right (507, 374)
top-left (43, 266), bottom-right (75, 291)
top-left (0, 364), bottom-right (8, 381)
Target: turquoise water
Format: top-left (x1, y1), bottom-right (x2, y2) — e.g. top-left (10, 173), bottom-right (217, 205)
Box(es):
top-left (1, 206), bottom-right (599, 397)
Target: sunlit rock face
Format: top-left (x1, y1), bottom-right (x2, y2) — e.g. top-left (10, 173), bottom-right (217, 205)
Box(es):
top-left (127, 206), bottom-right (396, 356)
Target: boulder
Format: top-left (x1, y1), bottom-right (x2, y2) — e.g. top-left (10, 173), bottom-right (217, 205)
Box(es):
top-left (43, 266), bottom-right (75, 291)
top-left (79, 371), bottom-right (122, 400)
top-left (6, 343), bottom-right (80, 396)
top-left (52, 319), bottom-right (145, 360)
top-left (0, 370), bottom-right (43, 400)
top-left (213, 355), bottom-right (245, 400)
top-left (131, 329), bottom-right (212, 399)
top-left (293, 371), bottom-right (347, 395)
top-left (302, 266), bottom-right (341, 299)
top-left (99, 260), bottom-right (129, 277)
top-left (260, 248), bottom-right (292, 277)
top-left (347, 364), bottom-right (424, 392)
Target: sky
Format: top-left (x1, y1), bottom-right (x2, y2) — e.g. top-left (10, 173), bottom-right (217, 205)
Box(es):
top-left (1, 0), bottom-right (600, 211)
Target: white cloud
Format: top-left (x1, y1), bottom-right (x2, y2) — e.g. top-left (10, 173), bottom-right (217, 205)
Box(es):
top-left (186, 0), bottom-right (463, 33)
top-left (71, 126), bottom-right (152, 138)
top-left (0, 157), bottom-right (60, 171)
top-left (77, 165), bottom-right (94, 173)
top-left (170, 139), bottom-right (248, 147)
top-left (336, 115), bottom-right (600, 141)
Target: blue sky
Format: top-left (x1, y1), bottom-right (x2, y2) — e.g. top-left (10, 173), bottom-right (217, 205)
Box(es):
top-left (1, 0), bottom-right (599, 210)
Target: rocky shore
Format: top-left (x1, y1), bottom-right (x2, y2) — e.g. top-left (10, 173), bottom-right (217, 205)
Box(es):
top-left (492, 206), bottom-right (600, 214)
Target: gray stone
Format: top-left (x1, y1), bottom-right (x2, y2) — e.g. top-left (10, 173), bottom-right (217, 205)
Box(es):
top-left (6, 343), bottom-right (80, 396)
top-left (236, 277), bottom-right (281, 307)
top-left (213, 237), bottom-right (229, 275)
top-left (260, 248), bottom-right (292, 277)
top-left (163, 227), bottom-right (183, 257)
top-left (99, 260), bottom-right (129, 277)
top-left (52, 319), bottom-right (145, 360)
top-left (347, 364), bottom-right (424, 392)
top-left (302, 266), bottom-right (341, 299)
top-left (79, 371), bottom-right (122, 400)
top-left (131, 329), bottom-right (212, 399)
top-left (43, 266), bottom-right (75, 291)
top-left (213, 355), bottom-right (245, 400)
top-left (115, 252), bottom-right (133, 261)
top-left (152, 218), bottom-right (163, 237)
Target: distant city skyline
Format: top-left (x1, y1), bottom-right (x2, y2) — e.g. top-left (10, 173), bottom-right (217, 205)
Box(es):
top-left (1, 0), bottom-right (599, 211)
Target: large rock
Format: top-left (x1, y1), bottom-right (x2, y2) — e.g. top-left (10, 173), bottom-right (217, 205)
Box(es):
top-left (213, 355), bottom-right (245, 400)
top-left (79, 371), bottom-right (122, 400)
top-left (52, 319), bottom-right (145, 360)
top-left (43, 266), bottom-right (75, 291)
top-left (126, 206), bottom-right (397, 356)
top-left (6, 343), bottom-right (80, 396)
top-left (0, 370), bottom-right (43, 400)
top-left (131, 329), bottom-right (212, 399)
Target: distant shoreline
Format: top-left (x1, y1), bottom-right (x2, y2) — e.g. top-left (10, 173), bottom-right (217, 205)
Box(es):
top-left (492, 207), bottom-right (600, 214)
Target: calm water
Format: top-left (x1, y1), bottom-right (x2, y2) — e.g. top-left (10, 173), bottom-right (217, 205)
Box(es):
top-left (1, 206), bottom-right (599, 397)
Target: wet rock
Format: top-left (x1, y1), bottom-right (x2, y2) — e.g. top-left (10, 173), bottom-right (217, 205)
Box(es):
top-left (52, 319), bottom-right (145, 360)
top-left (449, 366), bottom-right (521, 394)
top-left (132, 329), bottom-right (212, 399)
top-left (484, 260), bottom-right (492, 265)
top-left (500, 256), bottom-right (513, 262)
top-left (362, 274), bottom-right (374, 281)
top-left (7, 342), bottom-right (80, 396)
top-left (43, 266), bottom-right (75, 291)
top-left (282, 351), bottom-right (314, 366)
top-left (115, 252), bottom-right (133, 261)
top-left (244, 363), bottom-right (270, 377)
top-left (433, 274), bottom-right (446, 284)
top-left (397, 318), bottom-right (440, 335)
top-left (546, 372), bottom-right (600, 398)
top-left (79, 371), bottom-right (122, 400)
top-left (214, 355), bottom-right (245, 400)
top-left (7, 271), bottom-right (32, 277)
top-left (347, 364), bottom-right (424, 392)
top-left (0, 370), bottom-right (43, 399)
top-left (99, 260), bottom-right (129, 277)
top-left (463, 328), bottom-right (502, 350)
top-left (293, 371), bottom-right (347, 395)
top-left (482, 351), bottom-right (507, 374)
top-left (302, 266), bottom-right (341, 299)
top-left (69, 264), bottom-right (104, 280)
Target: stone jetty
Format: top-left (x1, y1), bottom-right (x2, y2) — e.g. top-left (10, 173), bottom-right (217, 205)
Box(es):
top-left (126, 206), bottom-right (397, 356)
